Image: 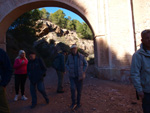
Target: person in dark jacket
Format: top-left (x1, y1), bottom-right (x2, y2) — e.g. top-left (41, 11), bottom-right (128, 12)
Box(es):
top-left (0, 48), bottom-right (13, 113)
top-left (27, 51), bottom-right (49, 109)
top-left (66, 44), bottom-right (88, 110)
top-left (131, 29), bottom-right (150, 113)
top-left (53, 51), bottom-right (67, 93)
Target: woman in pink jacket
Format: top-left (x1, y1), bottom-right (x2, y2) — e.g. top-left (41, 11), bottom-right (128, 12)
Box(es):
top-left (13, 50), bottom-right (28, 101)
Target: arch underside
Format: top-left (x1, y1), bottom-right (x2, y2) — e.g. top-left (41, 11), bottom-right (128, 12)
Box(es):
top-left (0, 0), bottom-right (95, 40)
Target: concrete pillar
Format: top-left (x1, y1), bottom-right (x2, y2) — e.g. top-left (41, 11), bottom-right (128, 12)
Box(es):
top-left (95, 35), bottom-right (109, 67)
top-left (94, 0), bottom-right (110, 67)
top-left (94, 0), bottom-right (134, 83)
top-left (94, 0), bottom-right (111, 80)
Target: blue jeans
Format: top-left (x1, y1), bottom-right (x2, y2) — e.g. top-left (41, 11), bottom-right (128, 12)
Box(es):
top-left (30, 80), bottom-right (48, 105)
top-left (142, 93), bottom-right (150, 113)
top-left (69, 77), bottom-right (83, 105)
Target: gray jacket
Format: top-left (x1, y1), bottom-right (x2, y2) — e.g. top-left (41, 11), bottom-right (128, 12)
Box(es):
top-left (66, 53), bottom-right (88, 80)
top-left (131, 44), bottom-right (150, 93)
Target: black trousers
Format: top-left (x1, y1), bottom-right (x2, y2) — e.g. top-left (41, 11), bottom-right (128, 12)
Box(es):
top-left (142, 93), bottom-right (150, 113)
top-left (56, 71), bottom-right (64, 92)
top-left (15, 74), bottom-right (27, 96)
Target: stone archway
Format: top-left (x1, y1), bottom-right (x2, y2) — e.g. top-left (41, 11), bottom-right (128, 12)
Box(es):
top-left (0, 0), bottom-right (98, 49)
top-left (0, 0), bottom-right (102, 78)
top-left (0, 0), bottom-right (137, 82)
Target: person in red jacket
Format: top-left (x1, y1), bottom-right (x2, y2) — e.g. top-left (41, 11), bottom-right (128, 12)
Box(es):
top-left (13, 50), bottom-right (28, 101)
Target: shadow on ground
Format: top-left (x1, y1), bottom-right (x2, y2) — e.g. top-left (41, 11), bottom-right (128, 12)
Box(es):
top-left (7, 67), bottom-right (142, 113)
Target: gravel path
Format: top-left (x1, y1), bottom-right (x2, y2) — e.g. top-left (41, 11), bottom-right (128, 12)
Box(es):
top-left (6, 67), bottom-right (143, 113)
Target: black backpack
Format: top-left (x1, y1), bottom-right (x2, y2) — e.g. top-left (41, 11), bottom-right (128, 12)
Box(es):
top-left (52, 54), bottom-right (60, 70)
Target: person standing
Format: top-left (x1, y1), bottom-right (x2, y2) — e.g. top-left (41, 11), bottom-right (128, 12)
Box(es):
top-left (0, 48), bottom-right (13, 113)
top-left (53, 51), bottom-right (67, 93)
top-left (27, 51), bottom-right (49, 108)
top-left (131, 29), bottom-right (150, 113)
top-left (13, 50), bottom-right (28, 101)
top-left (66, 44), bottom-right (88, 110)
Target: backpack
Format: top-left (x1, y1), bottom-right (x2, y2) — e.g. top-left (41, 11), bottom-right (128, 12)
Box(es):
top-left (52, 54), bottom-right (60, 70)
top-left (38, 58), bottom-right (47, 77)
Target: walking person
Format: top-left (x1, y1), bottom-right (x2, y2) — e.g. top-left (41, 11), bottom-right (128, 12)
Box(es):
top-left (131, 29), bottom-right (150, 113)
top-left (27, 51), bottom-right (49, 108)
top-left (0, 48), bottom-right (13, 113)
top-left (66, 44), bottom-right (88, 110)
top-left (53, 51), bottom-right (67, 93)
top-left (13, 50), bottom-right (28, 101)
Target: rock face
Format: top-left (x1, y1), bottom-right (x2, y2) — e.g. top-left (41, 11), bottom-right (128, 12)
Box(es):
top-left (34, 20), bottom-right (94, 59)
top-left (38, 25), bottom-right (50, 37)
top-left (55, 26), bottom-right (64, 36)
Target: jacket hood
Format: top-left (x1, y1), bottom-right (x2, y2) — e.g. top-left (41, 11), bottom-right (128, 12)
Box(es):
top-left (139, 44), bottom-right (150, 57)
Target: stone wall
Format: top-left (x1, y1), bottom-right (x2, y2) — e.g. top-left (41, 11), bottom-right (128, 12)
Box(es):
top-left (95, 0), bottom-right (135, 83)
top-left (132, 0), bottom-right (150, 49)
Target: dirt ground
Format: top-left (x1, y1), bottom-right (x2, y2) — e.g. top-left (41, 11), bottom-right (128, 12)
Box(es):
top-left (6, 66), bottom-right (143, 113)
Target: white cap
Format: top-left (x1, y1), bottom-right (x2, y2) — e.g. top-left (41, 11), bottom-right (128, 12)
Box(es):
top-left (70, 44), bottom-right (77, 49)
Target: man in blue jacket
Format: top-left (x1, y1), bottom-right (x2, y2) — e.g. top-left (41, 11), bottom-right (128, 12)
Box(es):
top-left (53, 51), bottom-right (67, 93)
top-left (27, 51), bottom-right (49, 108)
top-left (0, 48), bottom-right (13, 113)
top-left (131, 29), bottom-right (150, 113)
top-left (66, 44), bottom-right (88, 110)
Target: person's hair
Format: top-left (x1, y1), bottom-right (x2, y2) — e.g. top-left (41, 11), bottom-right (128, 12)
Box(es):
top-left (141, 29), bottom-right (150, 39)
top-left (29, 50), bottom-right (36, 55)
top-left (19, 50), bottom-right (25, 56)
top-left (62, 50), bottom-right (67, 53)
top-left (141, 29), bottom-right (150, 52)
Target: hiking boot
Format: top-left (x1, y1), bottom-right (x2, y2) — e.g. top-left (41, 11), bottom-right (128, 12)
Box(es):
top-left (76, 104), bottom-right (82, 109)
top-left (21, 95), bottom-right (28, 101)
top-left (30, 104), bottom-right (36, 109)
top-left (46, 99), bottom-right (49, 104)
top-left (14, 95), bottom-right (19, 101)
top-left (70, 104), bottom-right (77, 110)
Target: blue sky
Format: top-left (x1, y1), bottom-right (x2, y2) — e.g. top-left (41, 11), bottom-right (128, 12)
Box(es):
top-left (39, 7), bottom-right (84, 23)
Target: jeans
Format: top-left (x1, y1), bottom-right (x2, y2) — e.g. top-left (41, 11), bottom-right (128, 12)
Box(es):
top-left (30, 80), bottom-right (48, 105)
top-left (15, 74), bottom-right (27, 95)
top-left (69, 77), bottom-right (83, 105)
top-left (57, 71), bottom-right (64, 92)
top-left (142, 93), bottom-right (150, 113)
top-left (0, 86), bottom-right (10, 113)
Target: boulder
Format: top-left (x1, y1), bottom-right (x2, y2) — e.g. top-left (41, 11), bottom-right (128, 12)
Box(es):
top-left (63, 30), bottom-right (69, 36)
top-left (55, 26), bottom-right (64, 36)
top-left (38, 25), bottom-right (49, 37)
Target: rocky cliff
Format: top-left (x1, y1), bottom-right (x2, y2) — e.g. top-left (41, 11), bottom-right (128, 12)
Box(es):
top-left (34, 20), bottom-right (94, 60)
top-left (6, 19), bottom-right (94, 66)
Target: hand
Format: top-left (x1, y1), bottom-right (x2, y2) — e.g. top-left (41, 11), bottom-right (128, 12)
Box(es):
top-left (138, 91), bottom-right (144, 99)
top-left (21, 60), bottom-right (25, 64)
